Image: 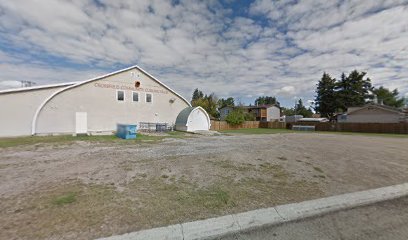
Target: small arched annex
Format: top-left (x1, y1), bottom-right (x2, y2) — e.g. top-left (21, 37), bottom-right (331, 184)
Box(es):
top-left (175, 106), bottom-right (211, 132)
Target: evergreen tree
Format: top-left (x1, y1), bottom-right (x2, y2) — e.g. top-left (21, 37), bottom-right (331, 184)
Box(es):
top-left (314, 72), bottom-right (337, 119)
top-left (218, 97), bottom-right (235, 109)
top-left (372, 86), bottom-right (405, 108)
top-left (192, 88), bottom-right (204, 102)
top-left (294, 99), bottom-right (313, 117)
top-left (335, 70), bottom-right (373, 111)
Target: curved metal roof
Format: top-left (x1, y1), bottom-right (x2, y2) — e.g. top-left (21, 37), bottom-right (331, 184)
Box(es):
top-left (175, 107), bottom-right (195, 125)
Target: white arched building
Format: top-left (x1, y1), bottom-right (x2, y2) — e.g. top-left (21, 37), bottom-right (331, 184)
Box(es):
top-left (0, 66), bottom-right (191, 137)
top-left (175, 106), bottom-right (211, 132)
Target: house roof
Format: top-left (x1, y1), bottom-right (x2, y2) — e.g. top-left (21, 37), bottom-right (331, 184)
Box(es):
top-left (348, 103), bottom-right (402, 115)
top-left (219, 104), bottom-right (280, 110)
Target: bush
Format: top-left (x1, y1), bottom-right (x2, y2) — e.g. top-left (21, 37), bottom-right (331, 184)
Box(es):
top-left (225, 109), bottom-right (246, 126)
top-left (244, 112), bottom-right (256, 121)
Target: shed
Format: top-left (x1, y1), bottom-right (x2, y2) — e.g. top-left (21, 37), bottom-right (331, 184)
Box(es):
top-left (175, 106), bottom-right (211, 132)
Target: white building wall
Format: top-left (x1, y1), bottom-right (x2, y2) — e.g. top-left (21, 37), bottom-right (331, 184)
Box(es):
top-left (35, 67), bottom-right (190, 134)
top-left (267, 106), bottom-right (280, 121)
top-left (0, 87), bottom-right (67, 137)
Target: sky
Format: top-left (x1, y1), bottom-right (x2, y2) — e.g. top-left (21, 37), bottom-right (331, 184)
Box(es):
top-left (0, 0), bottom-right (407, 108)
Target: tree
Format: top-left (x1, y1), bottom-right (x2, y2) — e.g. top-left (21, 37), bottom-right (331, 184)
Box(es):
top-left (218, 97), bottom-right (235, 109)
top-left (254, 96), bottom-right (279, 106)
top-left (192, 88), bottom-right (204, 101)
top-left (335, 70), bottom-right (373, 112)
top-left (225, 108), bottom-right (245, 126)
top-left (314, 72), bottom-right (337, 119)
top-left (191, 90), bottom-right (219, 118)
top-left (281, 107), bottom-right (295, 116)
top-left (281, 99), bottom-right (313, 117)
top-left (294, 99), bottom-right (313, 117)
top-left (372, 86), bottom-right (405, 108)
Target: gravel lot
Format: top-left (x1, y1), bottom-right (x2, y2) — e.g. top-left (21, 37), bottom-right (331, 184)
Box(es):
top-left (1, 132), bottom-right (407, 239)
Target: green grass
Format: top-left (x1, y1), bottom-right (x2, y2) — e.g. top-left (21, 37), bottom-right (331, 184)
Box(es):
top-left (220, 128), bottom-right (293, 134)
top-left (0, 131), bottom-right (188, 148)
top-left (313, 166), bottom-right (324, 173)
top-left (52, 192), bottom-right (77, 206)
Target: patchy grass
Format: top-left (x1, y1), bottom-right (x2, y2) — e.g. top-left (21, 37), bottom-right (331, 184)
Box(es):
top-left (52, 192), bottom-right (77, 206)
top-left (2, 170), bottom-right (323, 240)
top-left (0, 131), bottom-right (188, 148)
top-left (220, 128), bottom-right (293, 135)
top-left (313, 166), bottom-right (324, 173)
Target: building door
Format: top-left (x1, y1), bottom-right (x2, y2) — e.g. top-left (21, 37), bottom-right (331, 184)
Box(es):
top-left (75, 112), bottom-right (88, 134)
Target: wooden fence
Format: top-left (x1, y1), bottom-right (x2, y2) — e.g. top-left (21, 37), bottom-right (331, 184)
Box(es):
top-left (211, 120), bottom-right (408, 134)
top-left (210, 120), bottom-right (286, 131)
top-left (210, 121), bottom-right (260, 131)
top-left (289, 122), bottom-right (408, 134)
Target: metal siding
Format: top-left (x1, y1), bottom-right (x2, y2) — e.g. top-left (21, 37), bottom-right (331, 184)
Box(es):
top-left (36, 68), bottom-right (189, 134)
top-left (0, 87), bottom-right (67, 137)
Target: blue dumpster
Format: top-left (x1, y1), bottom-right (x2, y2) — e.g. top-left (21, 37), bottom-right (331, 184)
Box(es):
top-left (116, 124), bottom-right (137, 139)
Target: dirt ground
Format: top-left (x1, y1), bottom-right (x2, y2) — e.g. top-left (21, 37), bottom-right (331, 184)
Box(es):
top-left (1, 132), bottom-right (408, 239)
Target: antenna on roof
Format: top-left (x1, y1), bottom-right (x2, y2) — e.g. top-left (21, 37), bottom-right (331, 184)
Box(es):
top-left (20, 81), bottom-right (36, 88)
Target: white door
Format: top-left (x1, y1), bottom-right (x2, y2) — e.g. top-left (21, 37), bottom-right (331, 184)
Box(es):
top-left (188, 109), bottom-right (210, 131)
top-left (75, 112), bottom-right (88, 134)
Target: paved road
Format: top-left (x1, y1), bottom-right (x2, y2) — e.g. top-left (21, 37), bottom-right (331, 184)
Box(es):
top-left (219, 197), bottom-right (408, 240)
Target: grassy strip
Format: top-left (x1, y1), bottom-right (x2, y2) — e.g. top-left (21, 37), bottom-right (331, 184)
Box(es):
top-left (0, 131), bottom-right (188, 148)
top-left (220, 128), bottom-right (293, 134)
top-left (220, 128), bottom-right (408, 138)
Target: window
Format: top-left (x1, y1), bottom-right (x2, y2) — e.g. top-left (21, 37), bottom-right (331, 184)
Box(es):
top-left (117, 90), bottom-right (125, 101)
top-left (132, 92), bottom-right (139, 102)
top-left (146, 93), bottom-right (152, 103)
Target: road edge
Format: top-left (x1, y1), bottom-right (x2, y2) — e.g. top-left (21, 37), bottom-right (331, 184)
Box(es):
top-left (97, 183), bottom-right (408, 240)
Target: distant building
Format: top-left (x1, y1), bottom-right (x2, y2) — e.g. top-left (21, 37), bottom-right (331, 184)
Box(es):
top-left (340, 103), bottom-right (406, 123)
top-left (298, 118), bottom-right (329, 123)
top-left (281, 115), bottom-right (303, 123)
top-left (219, 105), bottom-right (281, 122)
top-left (219, 106), bottom-right (234, 120)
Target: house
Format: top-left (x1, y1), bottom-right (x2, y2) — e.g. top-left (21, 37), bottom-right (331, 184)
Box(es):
top-left (341, 103), bottom-right (406, 123)
top-left (0, 65), bottom-right (191, 137)
top-left (219, 106), bottom-right (234, 120)
top-left (219, 105), bottom-right (281, 122)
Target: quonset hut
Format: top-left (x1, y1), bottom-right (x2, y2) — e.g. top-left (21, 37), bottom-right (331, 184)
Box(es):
top-left (0, 66), bottom-right (191, 137)
top-left (175, 106), bottom-right (211, 132)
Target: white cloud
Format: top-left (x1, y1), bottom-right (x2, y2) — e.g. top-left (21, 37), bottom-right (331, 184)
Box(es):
top-left (0, 0), bottom-right (407, 106)
top-left (0, 80), bottom-right (21, 89)
top-left (277, 86), bottom-right (296, 96)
